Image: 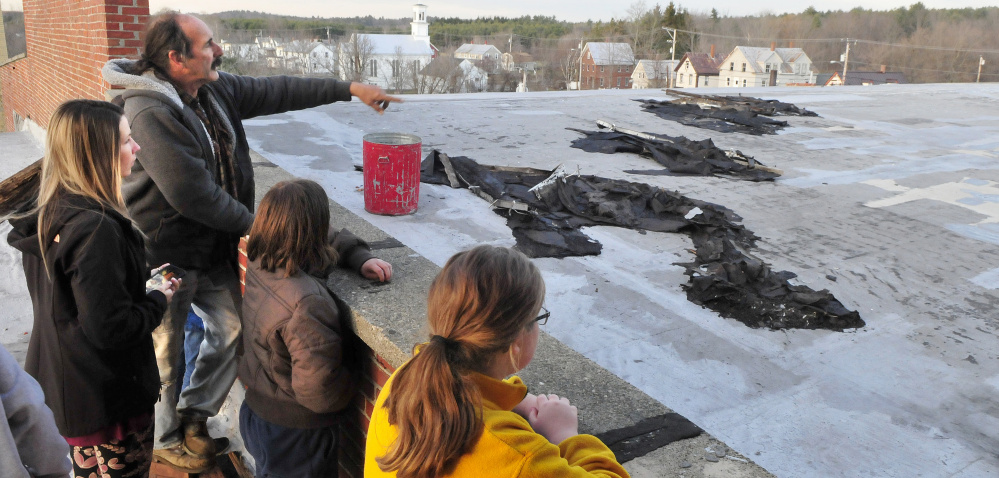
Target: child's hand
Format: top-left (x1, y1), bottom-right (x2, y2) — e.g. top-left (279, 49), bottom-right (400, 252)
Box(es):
top-left (361, 258), bottom-right (393, 282)
top-left (527, 394), bottom-right (579, 444)
top-left (513, 392), bottom-right (538, 420)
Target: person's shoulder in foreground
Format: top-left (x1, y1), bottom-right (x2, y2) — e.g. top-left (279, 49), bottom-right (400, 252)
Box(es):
top-left (0, 345), bottom-right (72, 478)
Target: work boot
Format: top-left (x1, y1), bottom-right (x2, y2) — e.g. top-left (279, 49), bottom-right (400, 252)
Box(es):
top-left (152, 445), bottom-right (213, 473)
top-left (181, 417), bottom-right (216, 457)
top-left (213, 436), bottom-right (231, 455)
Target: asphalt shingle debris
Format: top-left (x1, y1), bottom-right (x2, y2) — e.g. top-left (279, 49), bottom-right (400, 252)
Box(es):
top-left (421, 150), bottom-right (864, 331)
top-left (593, 413), bottom-right (703, 463)
top-left (638, 99), bottom-right (790, 135)
top-left (568, 122), bottom-right (780, 181)
top-left (665, 90), bottom-right (819, 117)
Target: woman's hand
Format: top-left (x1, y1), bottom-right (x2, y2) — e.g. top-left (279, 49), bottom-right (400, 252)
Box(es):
top-left (157, 277), bottom-right (181, 304)
top-left (361, 258), bottom-right (393, 282)
top-left (527, 394), bottom-right (579, 444)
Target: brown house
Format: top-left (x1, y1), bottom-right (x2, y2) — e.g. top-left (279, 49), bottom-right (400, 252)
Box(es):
top-left (673, 49), bottom-right (722, 88)
top-left (580, 42), bottom-right (635, 90)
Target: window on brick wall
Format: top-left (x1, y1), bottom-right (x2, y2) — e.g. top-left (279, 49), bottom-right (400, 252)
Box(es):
top-left (3, 12), bottom-right (26, 57)
top-left (600, 66), bottom-right (604, 73)
top-left (600, 78), bottom-right (604, 87)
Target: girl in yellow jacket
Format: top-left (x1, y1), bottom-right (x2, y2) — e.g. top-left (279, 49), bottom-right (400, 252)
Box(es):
top-left (364, 245), bottom-right (629, 478)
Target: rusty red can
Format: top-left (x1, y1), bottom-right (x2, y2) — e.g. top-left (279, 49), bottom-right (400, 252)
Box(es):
top-left (362, 133), bottom-right (422, 215)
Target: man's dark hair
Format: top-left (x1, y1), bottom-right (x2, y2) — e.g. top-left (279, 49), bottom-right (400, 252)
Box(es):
top-left (135, 12), bottom-right (191, 75)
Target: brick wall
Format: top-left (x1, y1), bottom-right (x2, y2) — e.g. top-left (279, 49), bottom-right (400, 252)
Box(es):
top-left (0, 0), bottom-right (149, 131)
top-left (238, 237), bottom-right (397, 478)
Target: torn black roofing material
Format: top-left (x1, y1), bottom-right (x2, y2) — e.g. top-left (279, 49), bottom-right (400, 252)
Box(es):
top-left (638, 99), bottom-right (789, 135)
top-left (420, 150), bottom-right (864, 332)
top-left (568, 128), bottom-right (780, 181)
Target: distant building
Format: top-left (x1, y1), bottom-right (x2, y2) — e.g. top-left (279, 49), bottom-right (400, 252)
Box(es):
top-left (455, 44), bottom-right (501, 62)
top-left (501, 51), bottom-right (536, 72)
top-left (220, 41), bottom-right (261, 63)
top-left (631, 59), bottom-right (678, 89)
top-left (580, 42), bottom-right (635, 90)
top-left (824, 68), bottom-right (906, 86)
top-left (339, 4), bottom-right (437, 89)
top-left (717, 45), bottom-right (814, 87)
top-left (307, 42), bottom-right (338, 76)
top-left (673, 48), bottom-right (722, 88)
top-left (420, 57), bottom-right (488, 93)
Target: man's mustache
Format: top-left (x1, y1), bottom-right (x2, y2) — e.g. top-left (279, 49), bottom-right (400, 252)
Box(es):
top-left (212, 57), bottom-right (223, 69)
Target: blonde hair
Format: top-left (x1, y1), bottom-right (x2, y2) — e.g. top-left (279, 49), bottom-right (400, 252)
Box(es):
top-left (377, 245), bottom-right (545, 478)
top-left (36, 100), bottom-right (129, 272)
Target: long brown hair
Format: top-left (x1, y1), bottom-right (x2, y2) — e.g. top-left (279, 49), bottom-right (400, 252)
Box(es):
top-left (247, 179), bottom-right (338, 277)
top-left (36, 100), bottom-right (129, 273)
top-left (377, 245), bottom-right (545, 478)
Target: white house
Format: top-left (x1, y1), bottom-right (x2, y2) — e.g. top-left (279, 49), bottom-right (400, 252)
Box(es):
top-left (458, 59), bottom-right (488, 92)
top-left (420, 57), bottom-right (488, 93)
top-left (220, 41), bottom-right (261, 63)
top-left (339, 4), bottom-right (437, 90)
top-left (717, 45), bottom-right (814, 87)
top-left (631, 59), bottom-right (678, 89)
top-left (307, 42), bottom-right (338, 76)
top-left (455, 44), bottom-right (501, 64)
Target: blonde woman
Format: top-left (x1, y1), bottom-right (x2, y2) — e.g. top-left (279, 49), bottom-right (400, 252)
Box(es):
top-left (365, 246), bottom-right (629, 478)
top-left (7, 99), bottom-right (179, 477)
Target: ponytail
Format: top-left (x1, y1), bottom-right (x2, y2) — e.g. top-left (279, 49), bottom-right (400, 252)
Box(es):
top-left (377, 246), bottom-right (545, 478)
top-left (376, 337), bottom-right (481, 477)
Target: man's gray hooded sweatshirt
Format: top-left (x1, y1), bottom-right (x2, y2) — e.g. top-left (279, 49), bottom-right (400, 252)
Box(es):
top-left (102, 59), bottom-right (354, 270)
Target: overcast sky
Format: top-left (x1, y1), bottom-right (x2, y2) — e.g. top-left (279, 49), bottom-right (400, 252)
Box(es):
top-left (1, 0), bottom-right (994, 21)
top-left (142, 0), bottom-right (994, 22)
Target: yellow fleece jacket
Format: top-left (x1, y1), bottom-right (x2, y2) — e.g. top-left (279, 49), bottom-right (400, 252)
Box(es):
top-left (364, 367), bottom-right (630, 478)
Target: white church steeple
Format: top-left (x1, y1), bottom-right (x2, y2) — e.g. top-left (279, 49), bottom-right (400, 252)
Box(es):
top-left (411, 4), bottom-right (429, 41)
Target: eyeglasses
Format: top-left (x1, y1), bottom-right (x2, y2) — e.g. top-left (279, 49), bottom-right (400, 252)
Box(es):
top-left (534, 307), bottom-right (550, 326)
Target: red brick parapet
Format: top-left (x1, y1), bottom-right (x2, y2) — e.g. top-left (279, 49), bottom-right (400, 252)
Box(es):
top-left (0, 0), bottom-right (148, 131)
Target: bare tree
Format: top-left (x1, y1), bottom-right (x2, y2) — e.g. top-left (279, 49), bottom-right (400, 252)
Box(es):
top-left (554, 35), bottom-right (581, 90)
top-left (379, 46), bottom-right (411, 93)
top-left (339, 34), bottom-right (373, 82)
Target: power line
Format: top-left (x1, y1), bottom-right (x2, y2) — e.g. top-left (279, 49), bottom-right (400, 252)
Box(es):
top-left (848, 59), bottom-right (999, 77)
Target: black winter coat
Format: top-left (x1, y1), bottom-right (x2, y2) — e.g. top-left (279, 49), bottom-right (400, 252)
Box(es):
top-left (7, 195), bottom-right (166, 437)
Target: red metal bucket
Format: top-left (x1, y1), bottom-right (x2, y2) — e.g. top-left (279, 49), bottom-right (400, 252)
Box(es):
top-left (362, 133), bottom-right (422, 215)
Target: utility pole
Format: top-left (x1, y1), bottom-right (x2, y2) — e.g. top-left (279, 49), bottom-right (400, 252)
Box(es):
top-left (842, 39), bottom-right (851, 85)
top-left (578, 38), bottom-right (584, 90)
top-left (663, 27), bottom-right (677, 88)
top-left (978, 56), bottom-right (985, 83)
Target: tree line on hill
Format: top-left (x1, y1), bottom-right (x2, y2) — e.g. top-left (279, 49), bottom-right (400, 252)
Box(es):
top-left (203, 2), bottom-right (998, 86)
